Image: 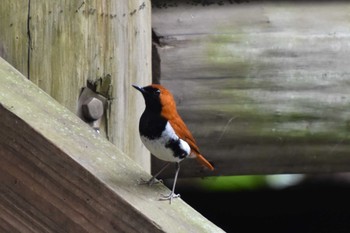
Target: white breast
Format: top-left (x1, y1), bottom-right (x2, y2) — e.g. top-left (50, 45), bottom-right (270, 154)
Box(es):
top-left (140, 122), bottom-right (190, 162)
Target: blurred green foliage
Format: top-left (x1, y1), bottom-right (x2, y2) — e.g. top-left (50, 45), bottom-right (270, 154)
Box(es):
top-left (198, 175), bottom-right (267, 191)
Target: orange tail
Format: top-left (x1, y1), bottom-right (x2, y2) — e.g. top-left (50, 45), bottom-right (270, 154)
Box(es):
top-left (196, 154), bottom-right (214, 171)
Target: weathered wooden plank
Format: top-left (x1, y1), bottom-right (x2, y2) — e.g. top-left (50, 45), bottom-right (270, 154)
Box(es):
top-left (152, 1), bottom-right (350, 177)
top-left (0, 57), bottom-right (224, 232)
top-left (0, 0), bottom-right (29, 77)
top-left (0, 1), bottom-right (151, 171)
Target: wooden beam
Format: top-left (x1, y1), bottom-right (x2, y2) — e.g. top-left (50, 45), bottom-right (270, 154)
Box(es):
top-left (0, 58), bottom-right (224, 232)
top-left (0, 0), bottom-right (151, 172)
top-left (152, 1), bottom-right (350, 177)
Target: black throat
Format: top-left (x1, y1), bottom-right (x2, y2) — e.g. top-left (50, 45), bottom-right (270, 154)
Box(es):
top-left (138, 85), bottom-right (167, 139)
top-left (139, 109), bottom-right (167, 139)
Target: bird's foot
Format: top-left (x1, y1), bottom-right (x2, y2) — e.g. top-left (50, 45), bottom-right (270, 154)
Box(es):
top-left (138, 177), bottom-right (163, 186)
top-left (159, 192), bottom-right (180, 204)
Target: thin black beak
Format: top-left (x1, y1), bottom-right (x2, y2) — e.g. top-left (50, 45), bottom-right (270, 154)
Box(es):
top-left (132, 84), bottom-right (144, 93)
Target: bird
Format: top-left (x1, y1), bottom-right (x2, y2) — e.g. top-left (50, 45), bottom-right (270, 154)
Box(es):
top-left (132, 84), bottom-right (214, 203)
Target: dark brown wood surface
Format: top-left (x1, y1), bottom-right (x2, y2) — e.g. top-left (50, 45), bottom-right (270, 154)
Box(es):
top-left (152, 1), bottom-right (350, 177)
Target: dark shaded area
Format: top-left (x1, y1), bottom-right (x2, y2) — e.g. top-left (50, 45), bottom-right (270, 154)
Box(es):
top-left (152, 0), bottom-right (348, 9)
top-left (177, 180), bottom-right (350, 233)
top-left (152, 29), bottom-right (161, 84)
top-left (152, 0), bottom-right (249, 9)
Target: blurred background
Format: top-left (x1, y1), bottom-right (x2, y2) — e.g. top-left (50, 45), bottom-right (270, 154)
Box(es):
top-left (152, 1), bottom-right (350, 232)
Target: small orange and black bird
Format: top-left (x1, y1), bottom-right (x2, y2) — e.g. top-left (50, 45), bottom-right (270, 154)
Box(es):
top-left (132, 84), bottom-right (214, 203)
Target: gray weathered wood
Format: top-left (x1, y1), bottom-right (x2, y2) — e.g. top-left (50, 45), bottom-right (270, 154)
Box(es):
top-left (0, 0), bottom-right (151, 171)
top-left (0, 57), bottom-right (224, 233)
top-left (152, 1), bottom-right (350, 177)
top-left (0, 1), bottom-right (29, 76)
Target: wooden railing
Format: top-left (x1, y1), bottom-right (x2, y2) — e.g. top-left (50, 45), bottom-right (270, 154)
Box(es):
top-left (0, 57), bottom-right (224, 233)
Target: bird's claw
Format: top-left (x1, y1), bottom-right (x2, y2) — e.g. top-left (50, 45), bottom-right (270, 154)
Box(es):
top-left (159, 192), bottom-right (180, 204)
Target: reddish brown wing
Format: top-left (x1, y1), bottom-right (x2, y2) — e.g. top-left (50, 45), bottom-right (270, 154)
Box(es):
top-left (168, 113), bottom-right (214, 171)
top-left (156, 84), bottom-right (214, 170)
top-left (167, 111), bottom-right (200, 156)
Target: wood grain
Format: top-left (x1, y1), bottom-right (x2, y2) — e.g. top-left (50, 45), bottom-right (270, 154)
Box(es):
top-left (0, 0), bottom-right (151, 171)
top-left (152, 1), bottom-right (350, 177)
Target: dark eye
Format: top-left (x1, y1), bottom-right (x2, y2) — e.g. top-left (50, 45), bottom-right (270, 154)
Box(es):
top-left (155, 89), bottom-right (161, 96)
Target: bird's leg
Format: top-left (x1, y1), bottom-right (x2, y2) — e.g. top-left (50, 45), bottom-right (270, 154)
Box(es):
top-left (139, 162), bottom-right (170, 186)
top-left (159, 162), bottom-right (181, 204)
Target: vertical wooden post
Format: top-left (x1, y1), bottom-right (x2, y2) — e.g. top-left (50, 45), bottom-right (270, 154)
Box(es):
top-left (0, 1), bottom-right (151, 171)
top-left (0, 1), bottom-right (29, 76)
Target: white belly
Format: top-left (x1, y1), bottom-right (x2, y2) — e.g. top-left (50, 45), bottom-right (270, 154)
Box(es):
top-left (140, 122), bottom-right (190, 162)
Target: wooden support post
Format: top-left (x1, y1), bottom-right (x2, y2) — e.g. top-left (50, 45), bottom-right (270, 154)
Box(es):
top-left (0, 0), bottom-right (151, 172)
